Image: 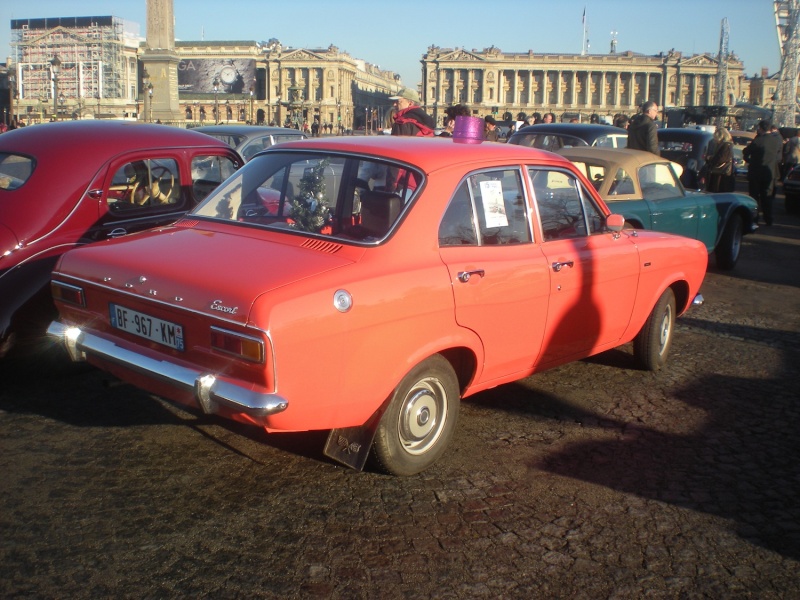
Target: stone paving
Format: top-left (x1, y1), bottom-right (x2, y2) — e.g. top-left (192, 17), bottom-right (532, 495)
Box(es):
top-left (1, 194), bottom-right (799, 599)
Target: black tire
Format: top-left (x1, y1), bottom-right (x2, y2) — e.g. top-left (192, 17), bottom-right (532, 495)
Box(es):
top-left (715, 215), bottom-right (743, 270)
top-left (633, 288), bottom-right (676, 372)
top-left (786, 193), bottom-right (800, 215)
top-left (370, 355), bottom-right (460, 476)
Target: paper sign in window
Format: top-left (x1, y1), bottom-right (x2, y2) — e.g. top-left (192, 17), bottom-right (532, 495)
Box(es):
top-left (479, 180), bottom-right (508, 228)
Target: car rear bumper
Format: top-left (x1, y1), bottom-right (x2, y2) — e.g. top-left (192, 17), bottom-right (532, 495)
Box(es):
top-left (47, 320), bottom-right (289, 418)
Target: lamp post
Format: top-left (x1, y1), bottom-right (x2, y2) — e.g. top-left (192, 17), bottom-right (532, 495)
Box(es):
top-left (50, 55), bottom-right (61, 121)
top-left (142, 69), bottom-right (151, 122)
top-left (249, 85), bottom-right (254, 124)
top-left (365, 106), bottom-right (369, 135)
top-left (337, 100), bottom-right (341, 135)
top-left (8, 72), bottom-right (15, 126)
top-left (58, 93), bottom-right (65, 120)
top-left (213, 77), bottom-right (220, 124)
top-left (346, 107), bottom-right (350, 134)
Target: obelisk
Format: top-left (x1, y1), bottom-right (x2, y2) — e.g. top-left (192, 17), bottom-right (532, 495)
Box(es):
top-left (140, 0), bottom-right (182, 122)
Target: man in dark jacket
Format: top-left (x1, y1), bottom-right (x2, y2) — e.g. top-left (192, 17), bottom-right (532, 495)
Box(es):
top-left (743, 119), bottom-right (783, 226)
top-left (390, 88), bottom-right (435, 136)
top-left (626, 100), bottom-right (660, 155)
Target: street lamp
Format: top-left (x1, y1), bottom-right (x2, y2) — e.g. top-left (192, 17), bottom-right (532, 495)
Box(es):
top-left (7, 72), bottom-right (15, 126)
top-left (337, 100), bottom-right (341, 135)
top-left (58, 93), bottom-right (65, 120)
top-left (142, 69), bottom-right (151, 122)
top-left (249, 85), bottom-right (254, 124)
top-left (213, 77), bottom-right (220, 124)
top-left (50, 55), bottom-right (61, 121)
top-left (365, 106), bottom-right (369, 135)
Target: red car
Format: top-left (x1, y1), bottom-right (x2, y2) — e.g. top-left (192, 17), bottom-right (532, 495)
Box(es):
top-left (0, 121), bottom-right (242, 357)
top-left (48, 136), bottom-right (707, 475)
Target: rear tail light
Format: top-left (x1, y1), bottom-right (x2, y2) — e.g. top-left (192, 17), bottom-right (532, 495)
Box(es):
top-left (210, 326), bottom-right (265, 363)
top-left (51, 281), bottom-right (86, 307)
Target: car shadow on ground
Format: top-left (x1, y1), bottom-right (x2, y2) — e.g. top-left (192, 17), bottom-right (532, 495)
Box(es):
top-left (466, 319), bottom-right (800, 561)
top-left (0, 349), bottom-right (335, 467)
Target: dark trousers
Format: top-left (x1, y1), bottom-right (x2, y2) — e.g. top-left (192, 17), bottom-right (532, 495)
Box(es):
top-left (748, 167), bottom-right (774, 225)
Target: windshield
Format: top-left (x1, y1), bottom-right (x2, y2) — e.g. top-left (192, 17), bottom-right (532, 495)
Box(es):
top-left (192, 151), bottom-right (423, 243)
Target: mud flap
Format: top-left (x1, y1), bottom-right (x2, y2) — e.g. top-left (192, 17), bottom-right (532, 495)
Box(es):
top-left (323, 405), bottom-right (386, 471)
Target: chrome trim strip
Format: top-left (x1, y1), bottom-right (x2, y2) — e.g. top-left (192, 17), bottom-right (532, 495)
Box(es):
top-left (47, 321), bottom-right (287, 418)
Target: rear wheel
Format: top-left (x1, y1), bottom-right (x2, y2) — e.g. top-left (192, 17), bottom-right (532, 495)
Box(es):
top-left (715, 215), bottom-right (743, 270)
top-left (633, 288), bottom-right (676, 371)
top-left (370, 355), bottom-right (460, 476)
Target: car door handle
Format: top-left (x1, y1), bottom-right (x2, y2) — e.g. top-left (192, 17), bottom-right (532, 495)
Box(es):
top-left (457, 269), bottom-right (485, 283)
top-left (107, 228), bottom-right (128, 239)
top-left (551, 261), bottom-right (574, 272)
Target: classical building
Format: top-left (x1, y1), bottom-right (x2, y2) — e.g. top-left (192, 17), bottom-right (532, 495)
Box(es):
top-left (421, 45), bottom-right (748, 126)
top-left (177, 40), bottom-right (402, 131)
top-left (5, 12), bottom-right (401, 130)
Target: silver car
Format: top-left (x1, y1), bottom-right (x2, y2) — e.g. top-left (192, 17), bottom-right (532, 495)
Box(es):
top-left (193, 125), bottom-right (307, 161)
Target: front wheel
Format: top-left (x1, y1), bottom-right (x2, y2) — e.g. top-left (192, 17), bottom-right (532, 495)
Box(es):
top-left (715, 215), bottom-right (743, 270)
top-left (370, 355), bottom-right (460, 476)
top-left (633, 288), bottom-right (676, 371)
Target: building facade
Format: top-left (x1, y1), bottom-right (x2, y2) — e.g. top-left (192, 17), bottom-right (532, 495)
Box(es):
top-left (9, 16), bottom-right (141, 123)
top-left (421, 45), bottom-right (748, 126)
top-left (6, 14), bottom-right (401, 130)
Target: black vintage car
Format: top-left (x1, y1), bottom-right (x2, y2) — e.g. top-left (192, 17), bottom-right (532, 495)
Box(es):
top-left (657, 128), bottom-right (714, 190)
top-left (507, 123), bottom-right (629, 151)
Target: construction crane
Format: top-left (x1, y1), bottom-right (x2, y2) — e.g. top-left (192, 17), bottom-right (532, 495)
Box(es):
top-left (774, 0), bottom-right (800, 127)
top-left (715, 18), bottom-right (730, 124)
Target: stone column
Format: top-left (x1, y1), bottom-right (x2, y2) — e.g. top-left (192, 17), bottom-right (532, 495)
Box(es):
top-left (141, 0), bottom-right (182, 122)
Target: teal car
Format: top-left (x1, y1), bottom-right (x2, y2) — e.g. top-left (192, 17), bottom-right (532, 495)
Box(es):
top-left (558, 147), bottom-right (758, 270)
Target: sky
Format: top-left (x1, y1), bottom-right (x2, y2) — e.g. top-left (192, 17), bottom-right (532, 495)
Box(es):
top-left (0, 0), bottom-right (784, 85)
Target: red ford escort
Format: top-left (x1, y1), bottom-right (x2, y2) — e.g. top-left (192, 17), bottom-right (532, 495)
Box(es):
top-left (48, 135), bottom-right (707, 475)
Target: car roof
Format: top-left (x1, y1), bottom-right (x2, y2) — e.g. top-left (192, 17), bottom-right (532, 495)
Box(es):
top-left (557, 146), bottom-right (669, 170)
top-left (193, 125), bottom-right (304, 136)
top-left (0, 120), bottom-right (231, 159)
top-left (512, 123), bottom-right (627, 140)
top-left (261, 136), bottom-right (573, 173)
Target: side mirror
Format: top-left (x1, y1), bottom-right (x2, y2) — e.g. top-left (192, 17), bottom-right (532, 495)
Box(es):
top-left (606, 213), bottom-right (625, 232)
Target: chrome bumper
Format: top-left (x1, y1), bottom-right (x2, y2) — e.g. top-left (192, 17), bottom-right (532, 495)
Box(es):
top-left (692, 294), bottom-right (704, 307)
top-left (47, 321), bottom-right (288, 418)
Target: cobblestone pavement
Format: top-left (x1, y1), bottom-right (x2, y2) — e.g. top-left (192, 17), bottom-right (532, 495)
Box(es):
top-left (1, 190), bottom-right (799, 599)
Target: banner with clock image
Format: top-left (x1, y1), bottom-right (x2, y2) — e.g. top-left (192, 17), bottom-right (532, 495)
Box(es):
top-left (178, 59), bottom-right (256, 95)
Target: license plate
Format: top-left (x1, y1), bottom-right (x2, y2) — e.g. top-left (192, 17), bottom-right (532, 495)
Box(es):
top-left (110, 304), bottom-right (185, 351)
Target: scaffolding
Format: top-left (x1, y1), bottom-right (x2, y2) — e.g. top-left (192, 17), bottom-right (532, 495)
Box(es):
top-left (774, 0), bottom-right (800, 127)
top-left (10, 16), bottom-right (133, 118)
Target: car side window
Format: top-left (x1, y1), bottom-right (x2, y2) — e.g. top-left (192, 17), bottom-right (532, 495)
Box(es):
top-left (639, 163), bottom-right (682, 200)
top-left (440, 169), bottom-right (530, 247)
top-left (191, 154), bottom-right (238, 202)
top-left (609, 167), bottom-right (635, 195)
top-left (529, 168), bottom-right (605, 241)
top-left (0, 153), bottom-right (34, 190)
top-left (108, 158), bottom-right (180, 211)
top-left (571, 161), bottom-right (607, 190)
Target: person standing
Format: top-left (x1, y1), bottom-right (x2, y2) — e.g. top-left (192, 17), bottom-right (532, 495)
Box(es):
top-left (389, 88), bottom-right (435, 137)
top-left (743, 119), bottom-right (784, 226)
top-left (627, 101), bottom-right (660, 155)
top-left (438, 104), bottom-right (470, 137)
top-left (484, 115), bottom-right (500, 141)
top-left (705, 127), bottom-right (735, 193)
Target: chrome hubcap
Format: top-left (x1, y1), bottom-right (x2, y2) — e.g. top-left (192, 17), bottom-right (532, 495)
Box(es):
top-left (398, 378), bottom-right (447, 455)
